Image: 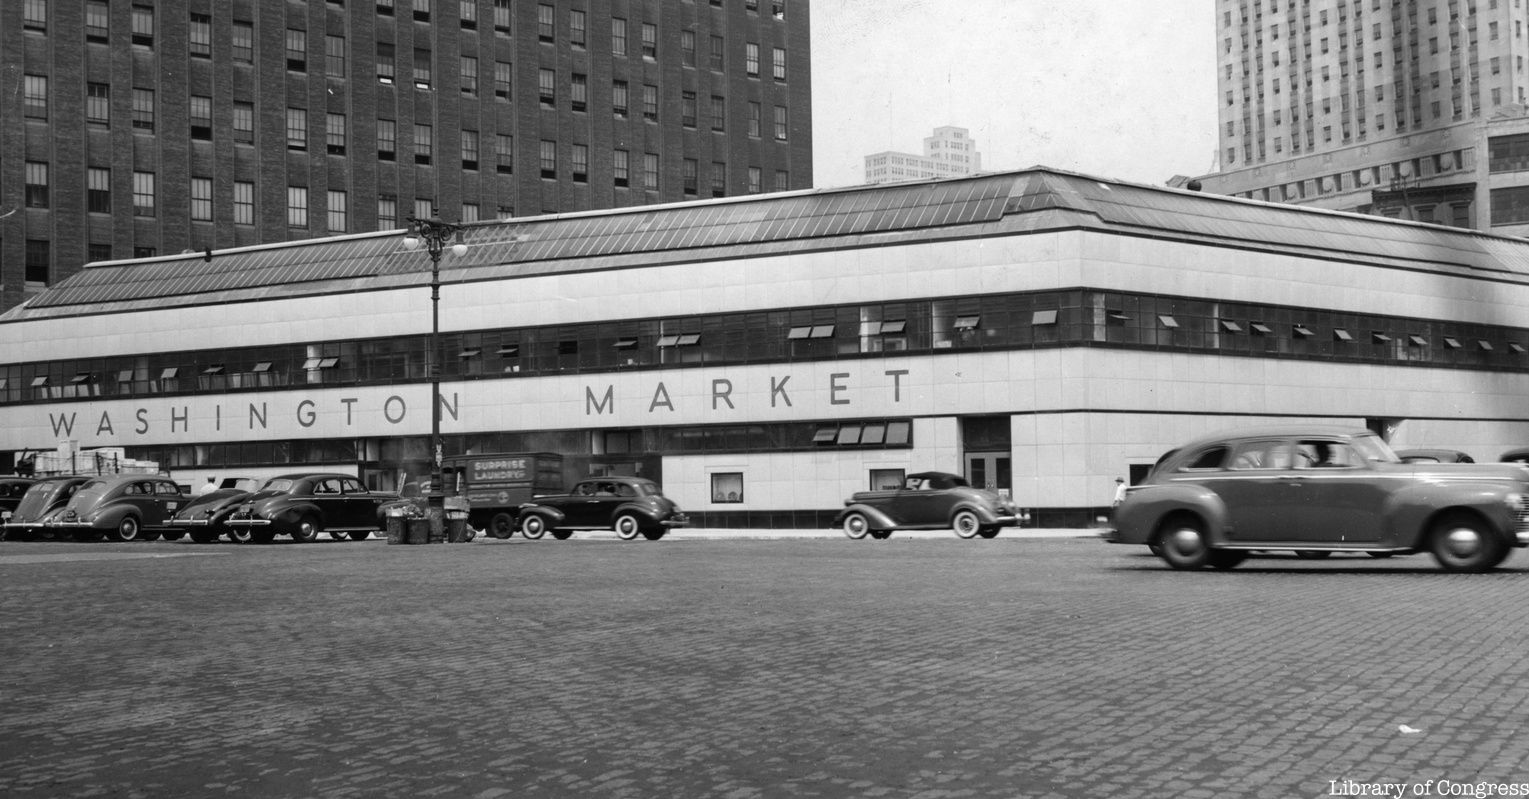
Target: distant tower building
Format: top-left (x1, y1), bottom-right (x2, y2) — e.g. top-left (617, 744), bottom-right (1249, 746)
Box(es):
top-left (0, 0), bottom-right (814, 311)
top-left (864, 126), bottom-right (982, 184)
top-left (1196, 0), bottom-right (1529, 236)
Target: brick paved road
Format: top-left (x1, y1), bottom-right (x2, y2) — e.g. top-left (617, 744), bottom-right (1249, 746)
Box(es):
top-left (3, 536), bottom-right (1529, 798)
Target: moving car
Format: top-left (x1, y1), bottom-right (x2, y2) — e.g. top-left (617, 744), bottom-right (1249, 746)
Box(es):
top-left (1395, 448), bottom-right (1475, 463)
top-left (224, 473), bottom-right (398, 544)
top-left (1105, 426), bottom-right (1529, 572)
top-left (834, 471), bottom-right (1025, 540)
top-left (49, 475), bottom-right (190, 542)
top-left (170, 477), bottom-right (262, 543)
top-left (1, 476), bottom-right (89, 541)
top-left (517, 476), bottom-right (688, 540)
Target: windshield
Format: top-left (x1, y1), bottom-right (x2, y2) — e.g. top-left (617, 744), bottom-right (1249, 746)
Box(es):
top-left (260, 478), bottom-right (295, 493)
top-left (1353, 433), bottom-right (1400, 464)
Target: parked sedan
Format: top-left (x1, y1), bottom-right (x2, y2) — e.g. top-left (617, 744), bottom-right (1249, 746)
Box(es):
top-left (517, 477), bottom-right (689, 540)
top-left (0, 477), bottom-right (36, 518)
top-left (1106, 425), bottom-right (1529, 572)
top-left (49, 475), bottom-right (190, 542)
top-left (1, 476), bottom-right (88, 541)
top-left (170, 477), bottom-right (262, 543)
top-left (834, 471), bottom-right (1025, 539)
top-left (223, 473), bottom-right (398, 544)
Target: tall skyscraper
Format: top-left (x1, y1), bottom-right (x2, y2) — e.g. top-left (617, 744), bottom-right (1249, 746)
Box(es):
top-left (0, 0), bottom-right (813, 311)
top-left (863, 126), bottom-right (982, 184)
top-left (1197, 0), bottom-right (1529, 237)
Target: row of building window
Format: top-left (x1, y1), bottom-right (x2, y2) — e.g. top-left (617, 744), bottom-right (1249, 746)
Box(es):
top-left (1229, 147), bottom-right (1471, 200)
top-left (126, 416), bottom-right (901, 481)
top-left (13, 288), bottom-right (1529, 405)
top-left (21, 67), bottom-right (792, 139)
top-left (27, 0), bottom-right (788, 51)
top-left (18, 154), bottom-right (791, 246)
top-left (24, 1), bottom-right (788, 80)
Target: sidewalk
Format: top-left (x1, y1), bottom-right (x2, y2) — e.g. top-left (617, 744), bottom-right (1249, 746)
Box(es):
top-left (531, 527), bottom-right (1103, 541)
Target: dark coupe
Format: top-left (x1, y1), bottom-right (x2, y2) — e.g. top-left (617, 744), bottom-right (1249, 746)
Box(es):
top-left (834, 471), bottom-right (1025, 540)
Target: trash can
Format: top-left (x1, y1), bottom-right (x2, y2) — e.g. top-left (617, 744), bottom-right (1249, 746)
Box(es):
top-left (406, 515), bottom-right (431, 545)
top-left (444, 496), bottom-right (472, 543)
top-left (426, 504), bottom-right (447, 544)
top-left (385, 506), bottom-right (410, 545)
top-left (445, 510), bottom-right (470, 543)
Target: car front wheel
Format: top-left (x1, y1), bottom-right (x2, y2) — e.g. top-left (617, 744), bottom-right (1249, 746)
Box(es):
top-left (1157, 517), bottom-right (1212, 570)
top-left (1429, 513), bottom-right (1505, 573)
top-left (519, 514), bottom-right (548, 540)
top-left (951, 510), bottom-right (981, 539)
top-left (291, 515), bottom-right (321, 543)
top-left (841, 512), bottom-right (870, 540)
top-left (614, 514), bottom-right (642, 540)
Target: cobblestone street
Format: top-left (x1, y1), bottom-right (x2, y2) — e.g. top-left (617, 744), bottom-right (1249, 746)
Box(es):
top-left (3, 535), bottom-right (1529, 798)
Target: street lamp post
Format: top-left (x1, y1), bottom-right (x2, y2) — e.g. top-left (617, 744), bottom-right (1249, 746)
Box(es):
top-left (402, 217), bottom-right (467, 530)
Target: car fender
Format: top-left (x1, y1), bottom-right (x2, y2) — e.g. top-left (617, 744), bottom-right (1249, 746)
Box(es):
top-left (833, 503), bottom-right (898, 530)
top-left (267, 501), bottom-right (325, 532)
top-left (1112, 482), bottom-right (1232, 545)
top-left (87, 503), bottom-right (136, 530)
top-left (610, 501), bottom-right (664, 524)
top-left (517, 503), bottom-right (569, 526)
top-left (950, 500), bottom-right (1007, 525)
top-left (1383, 482), bottom-right (1520, 547)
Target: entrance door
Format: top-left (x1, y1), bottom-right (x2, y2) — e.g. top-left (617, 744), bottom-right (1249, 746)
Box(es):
top-left (964, 452), bottom-right (1011, 495)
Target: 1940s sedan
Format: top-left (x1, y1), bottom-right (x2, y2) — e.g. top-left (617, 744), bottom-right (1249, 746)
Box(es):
top-left (517, 476), bottom-right (688, 540)
top-left (223, 473), bottom-right (398, 544)
top-left (170, 477), bottom-right (262, 543)
top-left (834, 471), bottom-right (1025, 540)
top-left (1106, 426), bottom-right (1529, 572)
top-left (1, 476), bottom-right (89, 541)
top-left (48, 474), bottom-right (190, 542)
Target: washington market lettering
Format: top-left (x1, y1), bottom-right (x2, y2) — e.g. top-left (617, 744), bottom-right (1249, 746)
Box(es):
top-left (584, 370), bottom-right (911, 415)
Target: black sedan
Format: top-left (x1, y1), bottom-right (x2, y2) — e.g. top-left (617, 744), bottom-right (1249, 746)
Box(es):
top-left (517, 477), bottom-right (688, 540)
top-left (223, 473), bottom-right (398, 544)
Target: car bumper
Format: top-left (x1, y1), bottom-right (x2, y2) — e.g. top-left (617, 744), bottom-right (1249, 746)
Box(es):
top-left (224, 518), bottom-right (272, 526)
top-left (661, 515), bottom-right (690, 528)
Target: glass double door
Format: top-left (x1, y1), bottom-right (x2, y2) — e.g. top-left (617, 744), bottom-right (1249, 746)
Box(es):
top-left (964, 452), bottom-right (1011, 496)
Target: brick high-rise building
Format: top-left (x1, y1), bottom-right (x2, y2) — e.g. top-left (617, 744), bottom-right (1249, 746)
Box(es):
top-left (0, 0), bottom-right (813, 310)
top-left (1196, 0), bottom-right (1529, 236)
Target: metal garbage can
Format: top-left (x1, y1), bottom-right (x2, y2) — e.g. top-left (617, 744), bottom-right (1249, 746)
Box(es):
top-left (385, 506), bottom-right (410, 545)
top-left (445, 509), bottom-right (470, 543)
top-left (444, 496), bottom-right (472, 543)
top-left (406, 516), bottom-right (431, 545)
top-left (425, 504), bottom-right (446, 544)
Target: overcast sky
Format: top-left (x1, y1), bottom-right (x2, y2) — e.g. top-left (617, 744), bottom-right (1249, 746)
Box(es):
top-left (809, 0), bottom-right (1219, 189)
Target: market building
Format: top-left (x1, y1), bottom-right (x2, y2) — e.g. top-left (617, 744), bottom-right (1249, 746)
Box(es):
top-left (4, 167), bottom-right (1529, 527)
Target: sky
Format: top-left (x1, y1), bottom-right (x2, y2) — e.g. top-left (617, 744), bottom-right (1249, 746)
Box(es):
top-left (809, 0), bottom-right (1220, 189)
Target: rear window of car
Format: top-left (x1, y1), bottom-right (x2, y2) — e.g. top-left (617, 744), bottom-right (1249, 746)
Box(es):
top-left (1178, 446), bottom-right (1229, 471)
